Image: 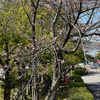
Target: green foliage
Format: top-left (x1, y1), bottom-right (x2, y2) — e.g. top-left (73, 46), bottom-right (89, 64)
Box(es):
top-left (37, 50), bottom-right (54, 79)
top-left (0, 2), bottom-right (32, 99)
top-left (69, 67), bottom-right (86, 75)
top-left (68, 75), bottom-right (95, 100)
top-left (0, 82), bottom-right (4, 100)
top-left (62, 39), bottom-right (86, 67)
top-left (86, 55), bottom-right (95, 62)
top-left (64, 54), bottom-right (80, 66)
top-left (47, 65), bottom-right (53, 79)
top-left (95, 50), bottom-right (100, 60)
top-left (40, 51), bottom-right (53, 64)
top-left (63, 48), bottom-right (85, 67)
top-left (36, 6), bottom-right (52, 36)
top-left (0, 1), bottom-right (31, 61)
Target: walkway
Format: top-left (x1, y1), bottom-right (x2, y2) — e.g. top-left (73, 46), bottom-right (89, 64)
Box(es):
top-left (81, 69), bottom-right (100, 100)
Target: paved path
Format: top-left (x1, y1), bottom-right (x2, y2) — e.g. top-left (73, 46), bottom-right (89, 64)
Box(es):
top-left (81, 69), bottom-right (100, 100)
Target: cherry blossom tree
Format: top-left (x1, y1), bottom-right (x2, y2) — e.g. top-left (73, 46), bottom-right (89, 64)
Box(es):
top-left (1, 0), bottom-right (100, 100)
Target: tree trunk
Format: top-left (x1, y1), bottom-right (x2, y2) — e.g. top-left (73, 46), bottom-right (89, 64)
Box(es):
top-left (45, 60), bottom-right (61, 100)
top-left (48, 91), bottom-right (57, 100)
top-left (4, 77), bottom-right (11, 100)
top-left (22, 83), bottom-right (25, 100)
top-left (29, 1), bottom-right (40, 99)
top-left (21, 63), bottom-right (27, 100)
top-left (28, 81), bottom-right (32, 95)
top-left (32, 61), bottom-right (39, 100)
top-left (31, 6), bottom-right (39, 100)
top-left (45, 75), bottom-right (60, 100)
top-left (4, 42), bottom-right (11, 100)
top-left (45, 49), bottom-right (63, 100)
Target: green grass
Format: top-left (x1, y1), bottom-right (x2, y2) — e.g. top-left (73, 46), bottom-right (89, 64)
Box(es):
top-left (68, 75), bottom-right (95, 100)
top-left (57, 83), bottom-right (68, 100)
top-left (0, 82), bottom-right (4, 100)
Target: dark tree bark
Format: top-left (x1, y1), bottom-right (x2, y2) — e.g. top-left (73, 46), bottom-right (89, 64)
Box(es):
top-left (4, 77), bottom-right (11, 100)
top-left (4, 42), bottom-right (11, 100)
top-left (30, 0), bottom-right (40, 99)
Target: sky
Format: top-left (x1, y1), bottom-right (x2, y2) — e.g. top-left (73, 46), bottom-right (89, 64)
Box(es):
top-left (86, 49), bottom-right (99, 57)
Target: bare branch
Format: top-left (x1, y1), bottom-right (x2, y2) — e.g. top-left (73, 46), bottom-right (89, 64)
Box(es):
top-left (62, 24), bottom-right (72, 47)
top-left (81, 5), bottom-right (100, 13)
top-left (62, 1), bottom-right (82, 47)
top-left (86, 8), bottom-right (94, 25)
top-left (51, 0), bottom-right (62, 38)
top-left (62, 22), bottom-right (83, 54)
top-left (74, 1), bottom-right (82, 24)
top-left (36, 0), bottom-right (40, 7)
top-left (30, 0), bottom-right (36, 8)
top-left (62, 37), bottom-right (81, 54)
top-left (85, 21), bottom-right (100, 32)
top-left (83, 32), bottom-right (100, 37)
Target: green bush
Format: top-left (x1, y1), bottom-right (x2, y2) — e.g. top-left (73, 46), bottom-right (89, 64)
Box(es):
top-left (68, 75), bottom-right (94, 100)
top-left (69, 67), bottom-right (86, 75)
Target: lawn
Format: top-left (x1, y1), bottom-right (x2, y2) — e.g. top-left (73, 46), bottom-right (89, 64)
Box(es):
top-left (68, 75), bottom-right (95, 100)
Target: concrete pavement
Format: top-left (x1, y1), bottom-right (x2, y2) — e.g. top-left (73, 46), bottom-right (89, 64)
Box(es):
top-left (81, 69), bottom-right (100, 100)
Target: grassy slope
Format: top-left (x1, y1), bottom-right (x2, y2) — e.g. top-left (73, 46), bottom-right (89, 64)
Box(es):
top-left (68, 75), bottom-right (95, 100)
top-left (57, 75), bottom-right (94, 100)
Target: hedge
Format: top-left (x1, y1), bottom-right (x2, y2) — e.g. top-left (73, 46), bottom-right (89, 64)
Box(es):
top-left (69, 67), bottom-right (86, 75)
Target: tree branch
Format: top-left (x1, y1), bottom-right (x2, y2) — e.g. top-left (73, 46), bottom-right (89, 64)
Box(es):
top-left (30, 0), bottom-right (36, 8)
top-left (51, 0), bottom-right (62, 38)
top-left (81, 5), bottom-right (100, 13)
top-left (36, 0), bottom-right (40, 7)
top-left (83, 32), bottom-right (100, 37)
top-left (62, 1), bottom-right (82, 47)
top-left (62, 22), bottom-right (83, 54)
top-left (62, 37), bottom-right (81, 54)
top-left (85, 23), bottom-right (100, 32)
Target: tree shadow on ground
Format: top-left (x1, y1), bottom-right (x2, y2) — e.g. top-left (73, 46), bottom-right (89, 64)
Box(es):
top-left (57, 83), bottom-right (68, 100)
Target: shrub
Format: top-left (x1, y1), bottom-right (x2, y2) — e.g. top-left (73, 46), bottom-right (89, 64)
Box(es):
top-left (69, 67), bottom-right (86, 75)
